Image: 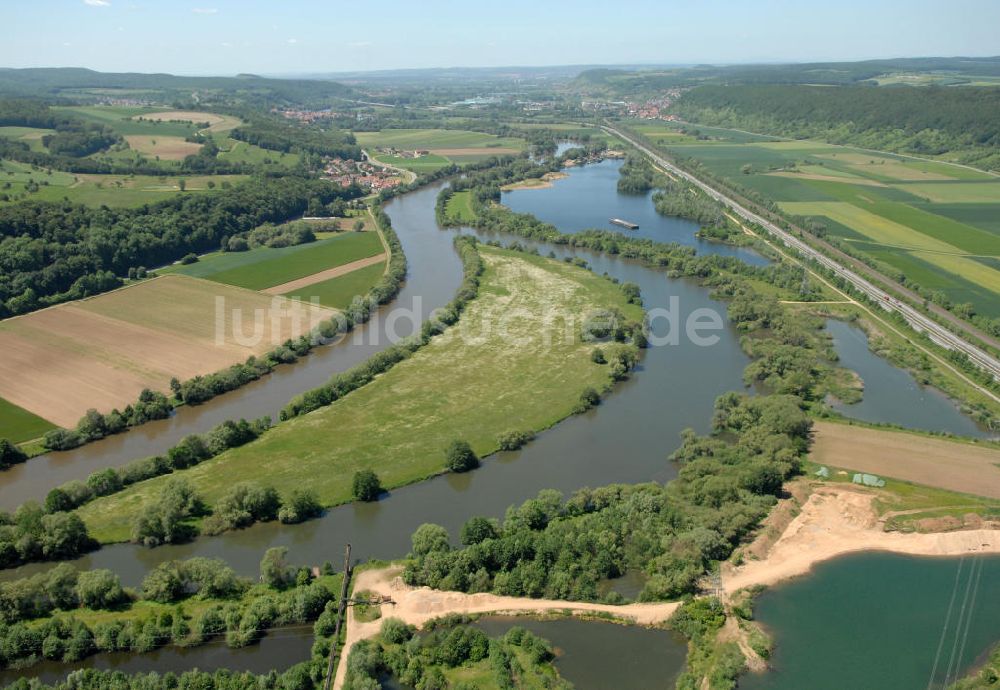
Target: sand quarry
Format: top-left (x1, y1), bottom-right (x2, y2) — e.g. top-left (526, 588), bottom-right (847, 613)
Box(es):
top-left (334, 484), bottom-right (998, 688)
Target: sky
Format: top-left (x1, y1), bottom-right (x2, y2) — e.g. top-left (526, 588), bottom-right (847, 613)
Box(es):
top-left (3, 0), bottom-right (1000, 75)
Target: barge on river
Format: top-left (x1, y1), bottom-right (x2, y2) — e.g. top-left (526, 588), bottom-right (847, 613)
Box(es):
top-left (609, 218), bottom-right (639, 229)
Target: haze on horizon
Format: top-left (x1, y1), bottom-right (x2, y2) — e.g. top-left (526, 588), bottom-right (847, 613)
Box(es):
top-left (3, 0), bottom-right (1000, 76)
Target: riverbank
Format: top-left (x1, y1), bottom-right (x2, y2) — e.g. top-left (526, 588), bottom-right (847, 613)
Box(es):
top-left (723, 485), bottom-right (1000, 592)
top-left (499, 171), bottom-right (568, 191)
top-left (334, 566), bottom-right (681, 690)
top-left (75, 246), bottom-right (644, 543)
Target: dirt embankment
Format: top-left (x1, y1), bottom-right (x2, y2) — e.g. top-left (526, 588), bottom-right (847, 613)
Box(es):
top-left (723, 485), bottom-right (1000, 592)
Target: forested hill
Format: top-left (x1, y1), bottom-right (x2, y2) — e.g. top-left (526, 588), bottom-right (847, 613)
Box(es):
top-left (572, 56), bottom-right (1000, 94)
top-left (0, 68), bottom-right (354, 107)
top-left (670, 84), bottom-right (1000, 169)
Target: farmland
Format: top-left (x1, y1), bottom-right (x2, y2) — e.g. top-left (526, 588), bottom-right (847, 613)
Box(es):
top-left (810, 420), bottom-right (1000, 499)
top-left (282, 261), bottom-right (386, 309)
top-left (122, 135), bottom-right (202, 160)
top-left (0, 396), bottom-right (55, 444)
top-left (0, 275), bottom-right (334, 428)
top-left (0, 158), bottom-right (246, 206)
top-left (642, 121), bottom-right (1000, 316)
top-left (161, 231), bottom-right (385, 291)
top-left (355, 128), bottom-right (526, 171)
top-left (76, 247), bottom-right (644, 542)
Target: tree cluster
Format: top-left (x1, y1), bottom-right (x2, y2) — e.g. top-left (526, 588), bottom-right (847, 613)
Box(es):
top-left (344, 615), bottom-right (565, 690)
top-left (0, 553), bottom-right (335, 674)
top-left (0, 176), bottom-right (361, 316)
top-left (403, 392), bottom-right (810, 602)
top-left (671, 84), bottom-right (1000, 170)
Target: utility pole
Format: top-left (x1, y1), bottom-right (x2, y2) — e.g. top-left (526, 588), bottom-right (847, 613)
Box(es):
top-left (323, 543), bottom-right (352, 690)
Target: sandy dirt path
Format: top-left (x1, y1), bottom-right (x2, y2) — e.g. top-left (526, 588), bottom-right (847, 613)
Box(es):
top-left (333, 566), bottom-right (680, 690)
top-left (261, 253), bottom-right (386, 295)
top-left (723, 486), bottom-right (1000, 592)
top-left (810, 421), bottom-right (1000, 499)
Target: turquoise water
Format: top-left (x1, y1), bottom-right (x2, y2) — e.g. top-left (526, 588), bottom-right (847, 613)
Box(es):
top-left (740, 552), bottom-right (1000, 690)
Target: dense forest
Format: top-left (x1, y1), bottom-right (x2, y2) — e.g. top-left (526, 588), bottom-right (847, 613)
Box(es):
top-left (0, 68), bottom-right (355, 108)
top-left (670, 84), bottom-right (1000, 168)
top-left (0, 177), bottom-right (362, 316)
top-left (572, 56), bottom-right (1000, 95)
top-left (231, 118), bottom-right (362, 159)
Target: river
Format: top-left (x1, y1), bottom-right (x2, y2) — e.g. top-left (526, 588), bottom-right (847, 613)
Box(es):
top-left (0, 184), bottom-right (463, 510)
top-left (1, 165), bottom-right (753, 585)
top-left (826, 318), bottom-right (992, 438)
top-left (4, 160), bottom-right (996, 687)
top-left (0, 625), bottom-right (314, 686)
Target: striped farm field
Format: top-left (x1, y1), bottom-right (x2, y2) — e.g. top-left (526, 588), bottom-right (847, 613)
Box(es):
top-left (0, 276), bottom-right (334, 427)
top-left (782, 201), bottom-right (1000, 296)
top-left (652, 126), bottom-right (1000, 314)
top-left (894, 181), bottom-right (1000, 204)
top-left (282, 261), bottom-right (386, 309)
top-left (161, 232), bottom-right (384, 291)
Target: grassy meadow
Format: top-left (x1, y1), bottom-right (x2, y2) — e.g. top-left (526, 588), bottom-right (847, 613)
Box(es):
top-left (160, 231), bottom-right (384, 291)
top-left (443, 190), bottom-right (477, 222)
top-left (638, 120), bottom-right (1000, 316)
top-left (76, 247), bottom-right (643, 542)
top-left (0, 158), bottom-right (246, 207)
top-left (0, 396), bottom-right (56, 444)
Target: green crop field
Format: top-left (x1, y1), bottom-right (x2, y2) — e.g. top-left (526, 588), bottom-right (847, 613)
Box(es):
top-left (162, 231), bottom-right (384, 290)
top-left (647, 125), bottom-right (1000, 315)
top-left (77, 247), bottom-right (643, 542)
top-left (216, 138), bottom-right (301, 168)
top-left (355, 128), bottom-right (525, 151)
top-left (0, 126), bottom-right (54, 152)
top-left (0, 160), bottom-right (246, 207)
top-left (282, 261), bottom-right (386, 309)
top-left (0, 396), bottom-right (56, 445)
top-left (444, 190), bottom-right (476, 222)
top-left (56, 105), bottom-right (201, 138)
top-left (372, 152), bottom-right (451, 173)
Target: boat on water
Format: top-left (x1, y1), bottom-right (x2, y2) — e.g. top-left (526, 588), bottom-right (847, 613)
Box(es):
top-left (609, 218), bottom-right (639, 229)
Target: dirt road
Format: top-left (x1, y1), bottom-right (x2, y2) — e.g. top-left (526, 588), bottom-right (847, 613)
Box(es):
top-left (333, 567), bottom-right (680, 690)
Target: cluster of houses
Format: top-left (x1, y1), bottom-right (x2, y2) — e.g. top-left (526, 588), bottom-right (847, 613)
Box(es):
top-left (278, 108), bottom-right (340, 123)
top-left (624, 89), bottom-right (684, 120)
top-left (322, 157), bottom-right (402, 192)
top-left (581, 89), bottom-right (685, 120)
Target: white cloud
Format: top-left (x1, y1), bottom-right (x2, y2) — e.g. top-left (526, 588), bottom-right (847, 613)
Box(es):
top-left (287, 38), bottom-right (297, 44)
top-left (192, 7), bottom-right (217, 14)
top-left (220, 41), bottom-right (232, 48)
top-left (83, 0), bottom-right (111, 6)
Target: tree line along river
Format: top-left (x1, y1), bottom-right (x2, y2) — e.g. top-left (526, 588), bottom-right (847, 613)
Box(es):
top-left (3, 158), bottom-right (995, 688)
